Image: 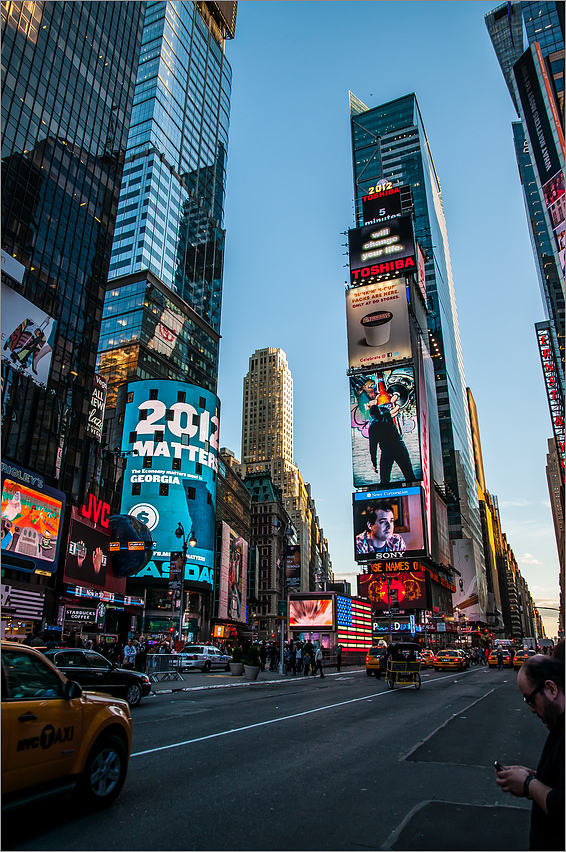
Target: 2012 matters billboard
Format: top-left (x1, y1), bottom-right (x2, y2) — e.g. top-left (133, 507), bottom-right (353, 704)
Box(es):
top-left (120, 380), bottom-right (219, 587)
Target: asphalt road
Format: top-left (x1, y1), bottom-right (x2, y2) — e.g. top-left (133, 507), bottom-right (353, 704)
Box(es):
top-left (2, 665), bottom-right (548, 851)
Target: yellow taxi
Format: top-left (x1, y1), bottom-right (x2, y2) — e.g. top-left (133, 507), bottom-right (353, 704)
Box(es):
top-left (365, 645), bottom-right (386, 677)
top-left (513, 649), bottom-right (536, 670)
top-left (420, 649), bottom-right (435, 668)
top-left (1, 641), bottom-right (133, 812)
top-left (488, 648), bottom-right (513, 668)
top-left (433, 649), bottom-right (465, 671)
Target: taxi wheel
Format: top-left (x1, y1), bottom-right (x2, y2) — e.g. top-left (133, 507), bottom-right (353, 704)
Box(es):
top-left (414, 673), bottom-right (421, 690)
top-left (126, 683), bottom-right (142, 707)
top-left (366, 669), bottom-right (373, 677)
top-left (80, 735), bottom-right (128, 809)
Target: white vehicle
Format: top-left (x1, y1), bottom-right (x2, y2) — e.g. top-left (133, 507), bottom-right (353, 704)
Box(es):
top-left (179, 645), bottom-right (232, 672)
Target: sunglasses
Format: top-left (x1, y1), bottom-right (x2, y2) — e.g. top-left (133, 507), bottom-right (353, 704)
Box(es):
top-left (523, 681), bottom-right (546, 707)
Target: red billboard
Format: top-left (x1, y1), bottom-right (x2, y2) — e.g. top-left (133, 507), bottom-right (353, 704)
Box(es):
top-left (358, 569), bottom-right (428, 611)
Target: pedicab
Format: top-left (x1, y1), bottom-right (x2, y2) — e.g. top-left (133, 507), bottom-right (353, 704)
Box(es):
top-left (385, 642), bottom-right (422, 690)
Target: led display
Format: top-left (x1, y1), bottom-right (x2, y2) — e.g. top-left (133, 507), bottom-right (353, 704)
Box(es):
top-left (353, 486), bottom-right (425, 562)
top-left (289, 597), bottom-right (334, 628)
top-left (348, 217), bottom-right (416, 286)
top-left (219, 521), bottom-right (248, 622)
top-left (1, 283), bottom-right (57, 389)
top-left (346, 279), bottom-right (411, 370)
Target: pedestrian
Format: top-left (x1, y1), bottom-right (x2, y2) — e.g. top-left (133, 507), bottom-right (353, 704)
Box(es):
top-left (296, 643), bottom-right (303, 673)
top-left (123, 637), bottom-right (137, 670)
top-left (314, 646), bottom-right (324, 678)
top-left (136, 635), bottom-right (147, 672)
top-left (497, 649), bottom-right (504, 670)
top-left (552, 640), bottom-right (564, 663)
top-left (495, 655), bottom-right (564, 850)
top-left (303, 650), bottom-right (311, 676)
top-left (269, 642), bottom-right (278, 671)
top-left (336, 644), bottom-right (343, 672)
top-left (259, 642), bottom-right (267, 672)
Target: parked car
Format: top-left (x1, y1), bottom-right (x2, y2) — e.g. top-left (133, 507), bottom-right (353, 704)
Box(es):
top-left (43, 649), bottom-right (151, 707)
top-left (2, 642), bottom-right (132, 811)
top-left (434, 650), bottom-right (465, 671)
top-left (179, 645), bottom-right (232, 672)
top-left (365, 646), bottom-right (386, 676)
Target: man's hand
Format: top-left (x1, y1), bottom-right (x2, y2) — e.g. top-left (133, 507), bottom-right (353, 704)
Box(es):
top-left (495, 765), bottom-right (534, 797)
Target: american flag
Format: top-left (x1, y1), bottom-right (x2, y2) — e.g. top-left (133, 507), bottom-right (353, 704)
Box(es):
top-left (336, 596), bottom-right (372, 652)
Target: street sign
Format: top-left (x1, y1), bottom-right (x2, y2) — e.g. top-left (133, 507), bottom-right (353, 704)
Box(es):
top-left (277, 600), bottom-right (287, 617)
top-left (409, 614), bottom-right (416, 634)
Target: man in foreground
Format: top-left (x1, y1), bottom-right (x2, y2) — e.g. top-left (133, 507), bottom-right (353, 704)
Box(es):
top-left (495, 655), bottom-right (564, 850)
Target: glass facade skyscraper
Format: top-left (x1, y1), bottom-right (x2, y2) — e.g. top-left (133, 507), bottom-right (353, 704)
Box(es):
top-left (96, 1), bottom-right (235, 406)
top-left (349, 92), bottom-right (488, 619)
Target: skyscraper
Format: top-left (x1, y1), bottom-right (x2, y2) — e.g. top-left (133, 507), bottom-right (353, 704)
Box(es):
top-left (94, 2), bottom-right (237, 644)
top-left (1, 1), bottom-right (144, 638)
top-left (239, 347), bottom-right (332, 593)
top-left (349, 92), bottom-right (488, 623)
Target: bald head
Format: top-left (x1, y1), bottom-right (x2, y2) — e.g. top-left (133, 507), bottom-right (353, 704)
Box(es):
top-left (518, 654), bottom-right (565, 731)
top-left (520, 654), bottom-right (564, 691)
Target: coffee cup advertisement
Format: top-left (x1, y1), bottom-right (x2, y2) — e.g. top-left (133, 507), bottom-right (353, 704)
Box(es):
top-left (346, 278), bottom-right (411, 369)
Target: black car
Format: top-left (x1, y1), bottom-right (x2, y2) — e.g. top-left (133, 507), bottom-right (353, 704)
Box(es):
top-left (43, 648), bottom-right (151, 707)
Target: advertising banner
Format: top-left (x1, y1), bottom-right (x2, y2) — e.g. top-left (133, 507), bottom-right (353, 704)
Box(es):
top-left (289, 596), bottom-right (334, 628)
top-left (362, 187), bottom-right (402, 225)
top-left (358, 569), bottom-right (428, 610)
top-left (417, 342), bottom-right (432, 555)
top-left (336, 596), bottom-right (372, 651)
top-left (346, 278), bottom-right (411, 370)
top-left (353, 486), bottom-right (425, 562)
top-left (64, 508), bottom-right (127, 595)
top-left (1, 283), bottom-right (57, 388)
top-left (1, 461), bottom-right (65, 575)
top-left (350, 367), bottom-right (421, 489)
top-left (348, 216), bottom-right (416, 286)
top-left (86, 374), bottom-right (108, 442)
top-left (285, 544), bottom-right (301, 588)
top-left (219, 521), bottom-right (248, 622)
top-left (451, 538), bottom-right (480, 621)
top-left (119, 380), bottom-right (219, 588)
top-left (536, 323), bottom-right (564, 469)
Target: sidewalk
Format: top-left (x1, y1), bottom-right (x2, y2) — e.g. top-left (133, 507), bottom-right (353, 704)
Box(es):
top-left (148, 665), bottom-right (359, 695)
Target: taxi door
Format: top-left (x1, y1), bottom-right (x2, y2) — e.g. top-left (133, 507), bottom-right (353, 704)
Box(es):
top-left (1, 648), bottom-right (83, 794)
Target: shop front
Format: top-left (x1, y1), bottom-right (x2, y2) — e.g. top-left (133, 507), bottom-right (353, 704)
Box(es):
top-left (1, 582), bottom-right (46, 641)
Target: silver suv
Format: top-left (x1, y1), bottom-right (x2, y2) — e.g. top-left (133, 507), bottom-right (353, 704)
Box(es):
top-left (179, 645), bottom-right (231, 673)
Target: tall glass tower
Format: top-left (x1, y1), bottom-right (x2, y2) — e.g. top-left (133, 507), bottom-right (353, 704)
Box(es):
top-left (97, 1), bottom-right (236, 409)
top-left (350, 92), bottom-right (488, 619)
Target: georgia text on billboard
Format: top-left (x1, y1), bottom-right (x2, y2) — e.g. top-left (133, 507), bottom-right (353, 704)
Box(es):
top-left (350, 368), bottom-right (422, 489)
top-left (348, 217), bottom-right (416, 286)
top-left (346, 278), bottom-right (411, 369)
top-left (119, 380), bottom-right (219, 587)
top-left (353, 486), bottom-right (425, 563)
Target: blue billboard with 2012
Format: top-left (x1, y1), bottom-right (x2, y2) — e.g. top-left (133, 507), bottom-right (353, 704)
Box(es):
top-left (120, 380), bottom-right (219, 589)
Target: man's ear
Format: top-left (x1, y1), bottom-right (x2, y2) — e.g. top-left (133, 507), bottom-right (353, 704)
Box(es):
top-left (545, 679), bottom-right (560, 699)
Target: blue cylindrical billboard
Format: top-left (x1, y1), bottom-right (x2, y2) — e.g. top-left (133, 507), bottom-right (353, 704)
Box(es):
top-left (119, 380), bottom-right (219, 588)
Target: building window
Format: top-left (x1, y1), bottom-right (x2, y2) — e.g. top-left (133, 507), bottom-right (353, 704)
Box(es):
top-left (143, 457), bottom-right (152, 469)
top-left (159, 483), bottom-right (169, 496)
top-left (132, 483), bottom-right (141, 495)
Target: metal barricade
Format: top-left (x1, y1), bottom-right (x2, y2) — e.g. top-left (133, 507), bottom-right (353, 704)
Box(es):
top-left (146, 653), bottom-right (184, 682)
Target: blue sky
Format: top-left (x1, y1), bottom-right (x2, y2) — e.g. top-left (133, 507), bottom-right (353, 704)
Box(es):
top-left (216, 1), bottom-right (561, 639)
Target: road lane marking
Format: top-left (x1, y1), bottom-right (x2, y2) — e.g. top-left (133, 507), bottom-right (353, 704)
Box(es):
top-left (132, 671), bottom-right (470, 758)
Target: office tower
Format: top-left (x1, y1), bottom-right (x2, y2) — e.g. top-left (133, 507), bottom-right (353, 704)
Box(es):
top-left (349, 92), bottom-right (488, 624)
top-left (239, 347), bottom-right (332, 594)
top-left (97, 0), bottom-right (236, 410)
top-left (486, 3), bottom-right (565, 415)
top-left (1, 2), bottom-right (144, 638)
top-left (242, 347), bottom-right (293, 465)
top-left (94, 2), bottom-right (237, 645)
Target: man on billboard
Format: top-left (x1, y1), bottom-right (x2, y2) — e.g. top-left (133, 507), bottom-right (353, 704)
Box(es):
top-left (368, 403), bottom-right (415, 485)
top-left (355, 504), bottom-right (407, 555)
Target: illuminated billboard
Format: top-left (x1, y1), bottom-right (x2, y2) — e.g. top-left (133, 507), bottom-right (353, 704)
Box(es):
top-left (285, 544), bottom-right (301, 588)
top-left (536, 322), bottom-right (564, 469)
top-left (358, 569), bottom-right (428, 611)
top-left (219, 521), bottom-right (248, 622)
top-left (289, 596), bottom-right (334, 628)
top-left (353, 486), bottom-right (425, 563)
top-left (1, 283), bottom-right (57, 388)
top-left (86, 374), bottom-right (107, 442)
top-left (119, 380), bottom-right (219, 588)
top-left (350, 367), bottom-right (421, 489)
top-left (346, 278), bottom-right (411, 370)
top-left (1, 461), bottom-right (65, 575)
top-left (348, 217), bottom-right (416, 286)
top-left (64, 508), bottom-right (127, 596)
top-left (362, 187), bottom-right (402, 225)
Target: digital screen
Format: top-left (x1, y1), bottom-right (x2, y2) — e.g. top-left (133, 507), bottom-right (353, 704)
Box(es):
top-left (1, 283), bottom-right (57, 389)
top-left (348, 217), bottom-right (416, 286)
top-left (350, 367), bottom-right (421, 489)
top-left (362, 188), bottom-right (402, 225)
top-left (1, 462), bottom-right (65, 575)
top-left (219, 522), bottom-right (248, 622)
top-left (346, 279), bottom-right (411, 370)
top-left (358, 569), bottom-right (428, 611)
top-left (353, 486), bottom-right (425, 562)
top-left (64, 510), bottom-right (127, 596)
top-left (289, 597), bottom-right (334, 628)
top-left (120, 380), bottom-right (219, 588)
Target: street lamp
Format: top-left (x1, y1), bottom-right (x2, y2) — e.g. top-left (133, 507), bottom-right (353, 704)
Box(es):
top-left (174, 522), bottom-right (197, 643)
